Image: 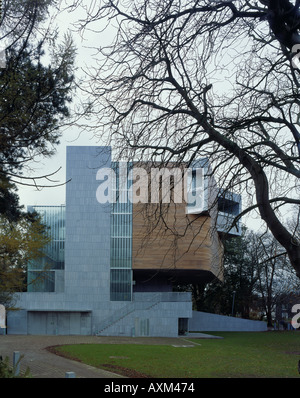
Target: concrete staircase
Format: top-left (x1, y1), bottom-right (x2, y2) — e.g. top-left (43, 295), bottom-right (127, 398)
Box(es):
top-left (95, 294), bottom-right (161, 335)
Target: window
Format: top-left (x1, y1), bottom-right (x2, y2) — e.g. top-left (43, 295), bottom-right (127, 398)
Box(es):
top-left (27, 205), bottom-right (65, 292)
top-left (110, 269), bottom-right (132, 301)
top-left (218, 197), bottom-right (239, 216)
top-left (110, 162), bottom-right (132, 301)
top-left (27, 271), bottom-right (55, 292)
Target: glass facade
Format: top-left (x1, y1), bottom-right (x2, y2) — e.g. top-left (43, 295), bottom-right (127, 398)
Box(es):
top-left (110, 162), bottom-right (133, 301)
top-left (27, 205), bottom-right (65, 292)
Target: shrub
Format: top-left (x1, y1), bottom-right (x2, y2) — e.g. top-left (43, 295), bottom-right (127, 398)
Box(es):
top-left (0, 355), bottom-right (31, 378)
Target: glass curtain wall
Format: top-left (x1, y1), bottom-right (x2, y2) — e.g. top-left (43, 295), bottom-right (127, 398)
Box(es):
top-left (27, 205), bottom-right (65, 292)
top-left (110, 162), bottom-right (133, 301)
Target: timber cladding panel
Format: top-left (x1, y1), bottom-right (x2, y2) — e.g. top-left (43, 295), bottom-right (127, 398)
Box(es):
top-left (132, 202), bottom-right (223, 277)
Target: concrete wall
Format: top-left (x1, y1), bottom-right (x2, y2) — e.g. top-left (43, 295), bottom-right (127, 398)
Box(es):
top-left (65, 145), bottom-right (111, 305)
top-left (6, 310), bottom-right (28, 335)
top-left (7, 146), bottom-right (113, 335)
top-left (189, 311), bottom-right (267, 332)
top-left (97, 300), bottom-right (193, 338)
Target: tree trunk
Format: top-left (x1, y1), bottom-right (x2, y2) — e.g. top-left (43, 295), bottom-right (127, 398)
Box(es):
top-left (198, 118), bottom-right (300, 278)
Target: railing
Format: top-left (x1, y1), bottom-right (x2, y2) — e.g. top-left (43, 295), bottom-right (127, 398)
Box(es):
top-left (133, 292), bottom-right (191, 303)
top-left (216, 211), bottom-right (241, 236)
top-left (95, 302), bottom-right (134, 335)
top-left (95, 291), bottom-right (191, 335)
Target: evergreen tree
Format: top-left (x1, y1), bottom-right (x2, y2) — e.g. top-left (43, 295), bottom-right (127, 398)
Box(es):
top-left (0, 0), bottom-right (75, 220)
top-left (0, 1), bottom-right (75, 303)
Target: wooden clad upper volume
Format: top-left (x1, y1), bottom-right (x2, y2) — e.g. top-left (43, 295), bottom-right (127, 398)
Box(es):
top-left (132, 202), bottom-right (224, 281)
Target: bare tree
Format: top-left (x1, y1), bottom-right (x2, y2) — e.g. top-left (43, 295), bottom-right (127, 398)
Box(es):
top-left (194, 226), bottom-right (300, 323)
top-left (72, 0), bottom-right (300, 276)
top-left (252, 231), bottom-right (300, 327)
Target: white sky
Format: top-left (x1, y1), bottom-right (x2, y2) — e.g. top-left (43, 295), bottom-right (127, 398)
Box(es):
top-left (17, 4), bottom-right (103, 208)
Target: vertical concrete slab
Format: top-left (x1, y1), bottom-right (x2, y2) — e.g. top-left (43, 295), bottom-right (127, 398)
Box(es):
top-left (64, 146), bottom-right (112, 316)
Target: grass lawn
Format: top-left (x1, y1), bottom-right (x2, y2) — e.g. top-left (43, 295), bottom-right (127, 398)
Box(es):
top-left (49, 332), bottom-right (300, 378)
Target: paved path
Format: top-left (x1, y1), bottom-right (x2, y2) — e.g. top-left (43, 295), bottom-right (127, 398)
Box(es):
top-left (0, 335), bottom-right (209, 378)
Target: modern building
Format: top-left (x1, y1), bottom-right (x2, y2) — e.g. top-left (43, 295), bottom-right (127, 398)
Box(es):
top-left (7, 146), bottom-right (241, 337)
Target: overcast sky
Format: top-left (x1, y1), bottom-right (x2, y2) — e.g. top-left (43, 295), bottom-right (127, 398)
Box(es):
top-left (17, 4), bottom-right (102, 208)
top-left (15, 4), bottom-right (265, 232)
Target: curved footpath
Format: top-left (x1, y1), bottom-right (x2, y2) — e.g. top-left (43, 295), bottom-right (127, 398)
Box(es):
top-left (0, 334), bottom-right (216, 378)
